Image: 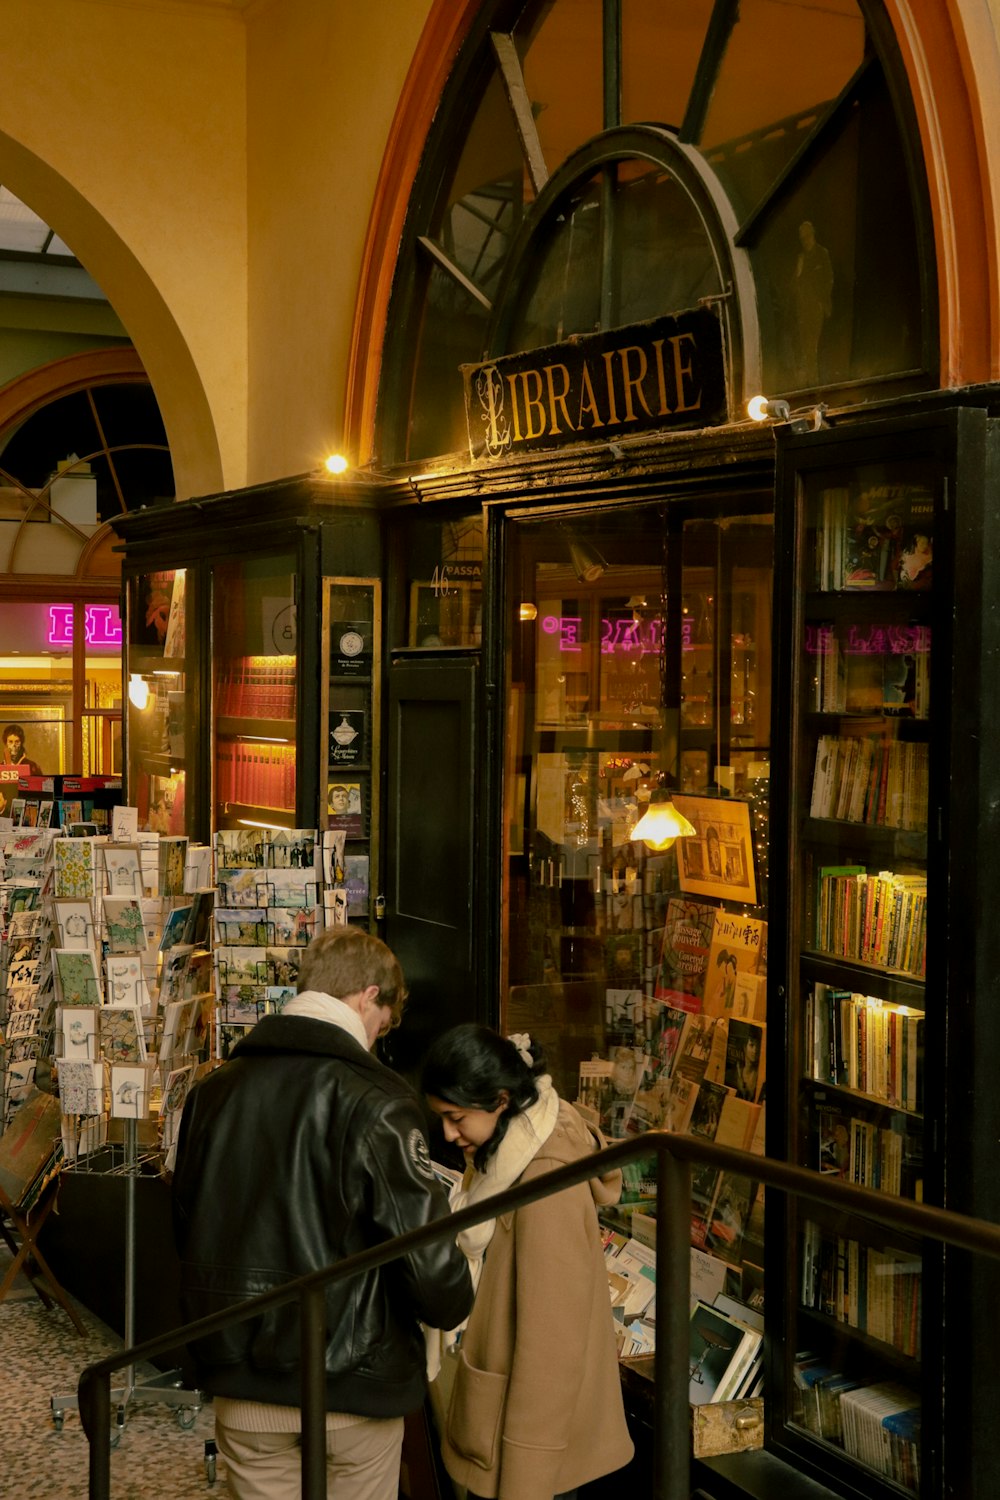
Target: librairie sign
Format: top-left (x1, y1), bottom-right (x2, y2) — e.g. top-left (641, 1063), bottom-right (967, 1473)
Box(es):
top-left (463, 307), bottom-right (726, 461)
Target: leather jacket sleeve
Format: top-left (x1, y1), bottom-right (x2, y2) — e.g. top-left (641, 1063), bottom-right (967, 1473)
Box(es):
top-left (364, 1093), bottom-right (473, 1332)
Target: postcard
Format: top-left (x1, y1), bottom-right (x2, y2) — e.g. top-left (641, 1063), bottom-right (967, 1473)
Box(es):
top-left (99, 1005), bottom-right (147, 1064)
top-left (60, 1006), bottom-right (99, 1060)
top-left (267, 829), bottom-right (318, 872)
top-left (53, 947), bottom-right (103, 1007)
top-left (111, 1063), bottom-right (153, 1119)
top-left (57, 1059), bottom-right (105, 1116)
top-left (53, 898), bottom-right (98, 953)
top-left (103, 897), bottom-right (148, 954)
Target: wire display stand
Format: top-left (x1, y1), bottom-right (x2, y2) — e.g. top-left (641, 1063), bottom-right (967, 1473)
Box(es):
top-left (49, 1118), bottom-right (205, 1449)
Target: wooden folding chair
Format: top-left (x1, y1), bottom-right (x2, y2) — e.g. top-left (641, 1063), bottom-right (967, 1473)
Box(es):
top-left (0, 1090), bottom-right (85, 1335)
top-left (0, 1174), bottom-right (85, 1334)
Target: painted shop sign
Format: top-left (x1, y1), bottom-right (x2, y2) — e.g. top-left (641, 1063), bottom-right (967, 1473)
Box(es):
top-left (462, 307), bottom-right (726, 461)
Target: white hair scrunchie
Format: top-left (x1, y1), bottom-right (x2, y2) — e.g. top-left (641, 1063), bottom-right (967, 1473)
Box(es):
top-left (507, 1031), bottom-right (533, 1067)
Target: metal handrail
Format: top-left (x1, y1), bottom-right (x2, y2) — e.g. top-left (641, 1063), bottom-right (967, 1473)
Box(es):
top-left (77, 1129), bottom-right (1000, 1500)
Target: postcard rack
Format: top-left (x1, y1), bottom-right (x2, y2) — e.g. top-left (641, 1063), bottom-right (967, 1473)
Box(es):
top-left (49, 1117), bottom-right (205, 1443)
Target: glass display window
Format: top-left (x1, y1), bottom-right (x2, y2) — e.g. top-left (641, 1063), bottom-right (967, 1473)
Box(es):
top-left (0, 596), bottom-right (122, 820)
top-left (212, 555), bottom-right (297, 833)
top-left (127, 569), bottom-right (190, 834)
top-left (502, 502), bottom-right (774, 1111)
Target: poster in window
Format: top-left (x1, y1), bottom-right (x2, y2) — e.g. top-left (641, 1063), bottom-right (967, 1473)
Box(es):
top-left (672, 795), bottom-right (758, 906)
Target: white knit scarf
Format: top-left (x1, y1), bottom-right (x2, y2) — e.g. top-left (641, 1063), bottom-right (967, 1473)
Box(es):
top-left (425, 1075), bottom-right (560, 1380)
top-left (450, 1072), bottom-right (560, 1287)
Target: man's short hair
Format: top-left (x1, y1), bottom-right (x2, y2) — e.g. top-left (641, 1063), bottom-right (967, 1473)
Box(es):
top-left (297, 927), bottom-right (407, 1026)
top-left (3, 724), bottom-right (25, 741)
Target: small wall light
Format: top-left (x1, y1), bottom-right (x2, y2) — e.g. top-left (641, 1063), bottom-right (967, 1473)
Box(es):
top-left (324, 453), bottom-right (349, 475)
top-left (747, 395), bottom-right (791, 422)
top-left (128, 674), bottom-right (149, 711)
top-left (519, 602), bottom-right (538, 622)
top-left (747, 395), bottom-right (827, 433)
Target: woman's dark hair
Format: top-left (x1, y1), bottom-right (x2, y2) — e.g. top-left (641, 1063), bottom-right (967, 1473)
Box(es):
top-left (421, 1024), bottom-right (548, 1171)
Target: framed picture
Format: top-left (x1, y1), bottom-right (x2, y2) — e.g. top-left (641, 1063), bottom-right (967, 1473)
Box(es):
top-left (672, 795), bottom-right (758, 906)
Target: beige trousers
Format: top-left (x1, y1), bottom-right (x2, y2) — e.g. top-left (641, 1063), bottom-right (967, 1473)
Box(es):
top-left (215, 1413), bottom-right (405, 1500)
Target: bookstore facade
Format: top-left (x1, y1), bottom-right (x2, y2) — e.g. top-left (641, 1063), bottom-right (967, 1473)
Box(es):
top-left (3, 1), bottom-right (1000, 1498)
top-left (327, 3), bottom-right (1000, 1496)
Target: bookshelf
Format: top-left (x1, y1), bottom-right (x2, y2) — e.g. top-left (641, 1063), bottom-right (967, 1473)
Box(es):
top-left (768, 408), bottom-right (1000, 1500)
top-left (211, 552), bottom-right (299, 832)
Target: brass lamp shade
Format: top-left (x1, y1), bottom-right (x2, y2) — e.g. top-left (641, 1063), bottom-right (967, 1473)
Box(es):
top-left (630, 790), bottom-right (696, 851)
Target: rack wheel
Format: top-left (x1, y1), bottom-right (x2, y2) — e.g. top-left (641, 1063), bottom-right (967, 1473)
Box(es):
top-left (176, 1406), bottom-right (198, 1430)
top-left (51, 1410), bottom-right (64, 1433)
top-left (205, 1437), bottom-right (218, 1486)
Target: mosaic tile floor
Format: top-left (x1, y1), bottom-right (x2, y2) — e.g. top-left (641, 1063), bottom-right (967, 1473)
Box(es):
top-left (0, 1243), bottom-right (230, 1498)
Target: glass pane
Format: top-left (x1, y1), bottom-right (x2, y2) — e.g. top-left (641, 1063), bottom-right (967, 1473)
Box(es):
top-left (213, 555), bottom-right (297, 832)
top-left (438, 68), bottom-right (528, 278)
top-left (503, 505), bottom-right (774, 1088)
top-left (83, 621), bottom-right (123, 779)
top-left (622, 0), bottom-right (714, 132)
top-left (752, 70), bottom-right (923, 396)
top-left (507, 171), bottom-right (604, 350)
top-left (0, 600), bottom-right (92, 820)
top-left (518, 0), bottom-right (605, 165)
top-left (612, 159), bottom-right (723, 342)
top-left (402, 513), bottom-right (483, 649)
top-left (407, 260), bottom-right (491, 462)
top-left (790, 461), bottom-right (930, 1492)
top-left (128, 570), bottom-right (190, 834)
top-left (701, 0), bottom-right (866, 218)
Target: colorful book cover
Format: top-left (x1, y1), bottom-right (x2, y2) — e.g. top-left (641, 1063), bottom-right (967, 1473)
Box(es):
top-left (703, 910), bottom-right (766, 1017)
top-left (654, 897), bottom-right (717, 1009)
top-left (842, 483), bottom-right (933, 592)
top-left (723, 1017), bottom-right (766, 1103)
top-left (329, 710), bottom-right (366, 767)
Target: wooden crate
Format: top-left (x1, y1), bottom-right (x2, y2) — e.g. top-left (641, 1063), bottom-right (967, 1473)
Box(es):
top-left (620, 1354), bottom-right (764, 1458)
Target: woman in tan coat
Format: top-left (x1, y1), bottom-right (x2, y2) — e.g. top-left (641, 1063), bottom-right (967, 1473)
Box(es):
top-left (422, 1024), bottom-right (634, 1500)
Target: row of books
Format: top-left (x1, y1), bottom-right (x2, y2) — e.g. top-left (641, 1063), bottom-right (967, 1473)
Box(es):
top-left (801, 1220), bottom-right (921, 1358)
top-left (215, 655), bottom-right (296, 719)
top-left (805, 984), bottom-right (923, 1112)
top-left (807, 629), bottom-right (931, 719)
top-left (793, 1355), bottom-right (919, 1491)
top-left (6, 797), bottom-right (113, 832)
top-left (215, 739), bottom-right (296, 811)
top-left (809, 734), bottom-right (928, 830)
top-left (814, 868), bottom-right (927, 978)
top-left (815, 1100), bottom-right (922, 1198)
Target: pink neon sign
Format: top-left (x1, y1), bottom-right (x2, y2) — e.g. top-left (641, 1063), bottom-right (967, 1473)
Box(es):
top-left (804, 623), bottom-right (930, 656)
top-left (541, 615), bottom-right (665, 654)
top-left (48, 605), bottom-right (123, 649)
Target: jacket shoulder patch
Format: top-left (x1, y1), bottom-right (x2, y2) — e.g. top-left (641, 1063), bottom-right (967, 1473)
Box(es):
top-left (407, 1127), bottom-right (435, 1181)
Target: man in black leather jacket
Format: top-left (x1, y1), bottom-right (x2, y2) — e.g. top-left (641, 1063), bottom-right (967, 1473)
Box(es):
top-left (172, 926), bottom-right (473, 1500)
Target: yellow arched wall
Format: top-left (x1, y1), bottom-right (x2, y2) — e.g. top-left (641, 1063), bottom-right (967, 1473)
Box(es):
top-left (243, 0), bottom-right (436, 482)
top-left (0, 0), bottom-right (435, 494)
top-left (0, 0), bottom-right (246, 499)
